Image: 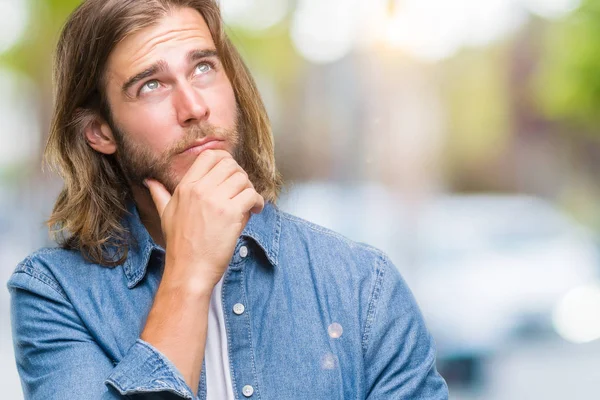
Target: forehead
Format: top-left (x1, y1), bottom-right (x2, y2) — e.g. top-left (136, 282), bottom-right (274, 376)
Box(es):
top-left (106, 7), bottom-right (216, 86)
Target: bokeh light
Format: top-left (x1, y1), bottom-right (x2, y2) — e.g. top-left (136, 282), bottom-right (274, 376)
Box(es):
top-left (0, 69), bottom-right (40, 169)
top-left (320, 352), bottom-right (338, 370)
top-left (290, 0), bottom-right (358, 64)
top-left (328, 323), bottom-right (343, 339)
top-left (525, 0), bottom-right (581, 19)
top-left (0, 0), bottom-right (29, 54)
top-left (553, 283), bottom-right (600, 344)
top-left (221, 0), bottom-right (289, 31)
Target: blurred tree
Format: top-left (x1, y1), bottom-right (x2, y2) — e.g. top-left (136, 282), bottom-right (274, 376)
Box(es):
top-left (0, 0), bottom-right (82, 183)
top-left (438, 43), bottom-right (515, 191)
top-left (535, 0), bottom-right (600, 130)
top-left (0, 0), bottom-right (82, 83)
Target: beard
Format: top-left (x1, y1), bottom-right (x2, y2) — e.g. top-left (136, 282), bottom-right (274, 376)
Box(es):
top-left (110, 113), bottom-right (243, 194)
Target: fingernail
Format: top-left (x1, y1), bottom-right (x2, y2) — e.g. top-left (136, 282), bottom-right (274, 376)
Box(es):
top-left (142, 179), bottom-right (149, 188)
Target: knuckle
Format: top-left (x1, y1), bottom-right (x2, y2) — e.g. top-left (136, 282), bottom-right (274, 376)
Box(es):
top-left (200, 149), bottom-right (217, 163)
top-left (234, 171), bottom-right (247, 181)
top-left (191, 184), bottom-right (206, 199)
top-left (221, 157), bottom-right (238, 170)
top-left (173, 184), bottom-right (186, 197)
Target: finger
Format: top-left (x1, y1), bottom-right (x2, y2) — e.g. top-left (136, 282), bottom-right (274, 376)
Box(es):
top-left (233, 188), bottom-right (265, 215)
top-left (200, 157), bottom-right (245, 189)
top-left (250, 196), bottom-right (265, 214)
top-left (179, 149), bottom-right (232, 186)
top-left (216, 171), bottom-right (252, 200)
top-left (250, 193), bottom-right (265, 214)
top-left (145, 179), bottom-right (172, 217)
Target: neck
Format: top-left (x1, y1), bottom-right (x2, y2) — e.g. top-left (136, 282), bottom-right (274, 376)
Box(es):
top-left (131, 185), bottom-right (166, 249)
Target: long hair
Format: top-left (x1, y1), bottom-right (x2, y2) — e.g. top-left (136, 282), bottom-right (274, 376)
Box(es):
top-left (45, 0), bottom-right (282, 266)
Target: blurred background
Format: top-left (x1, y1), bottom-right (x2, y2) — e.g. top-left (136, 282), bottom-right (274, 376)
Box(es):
top-left (2, 0), bottom-right (600, 398)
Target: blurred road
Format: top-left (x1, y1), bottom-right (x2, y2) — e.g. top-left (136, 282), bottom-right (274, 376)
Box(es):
top-left (452, 336), bottom-right (600, 400)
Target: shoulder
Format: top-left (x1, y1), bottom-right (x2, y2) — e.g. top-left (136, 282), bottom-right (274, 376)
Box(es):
top-left (277, 208), bottom-right (395, 277)
top-left (276, 208), bottom-right (415, 348)
top-left (7, 246), bottom-right (95, 299)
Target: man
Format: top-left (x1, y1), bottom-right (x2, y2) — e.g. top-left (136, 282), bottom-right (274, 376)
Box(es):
top-left (7, 0), bottom-right (449, 399)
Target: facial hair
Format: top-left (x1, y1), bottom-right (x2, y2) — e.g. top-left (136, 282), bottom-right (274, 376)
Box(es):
top-left (111, 115), bottom-right (243, 194)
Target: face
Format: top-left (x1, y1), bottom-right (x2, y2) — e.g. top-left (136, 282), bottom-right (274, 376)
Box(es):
top-left (100, 7), bottom-right (240, 193)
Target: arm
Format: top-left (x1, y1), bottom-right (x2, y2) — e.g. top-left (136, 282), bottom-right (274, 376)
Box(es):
top-left (138, 267), bottom-right (211, 398)
top-left (363, 255), bottom-right (449, 399)
top-left (8, 265), bottom-right (193, 399)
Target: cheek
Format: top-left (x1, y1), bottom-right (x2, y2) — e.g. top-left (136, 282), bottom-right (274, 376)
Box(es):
top-left (205, 81), bottom-right (238, 129)
top-left (117, 103), bottom-right (176, 153)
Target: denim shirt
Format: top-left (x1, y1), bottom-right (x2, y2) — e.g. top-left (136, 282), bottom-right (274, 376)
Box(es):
top-left (7, 201), bottom-right (448, 399)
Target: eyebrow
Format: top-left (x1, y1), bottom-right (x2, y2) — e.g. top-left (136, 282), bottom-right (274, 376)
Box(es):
top-left (121, 48), bottom-right (219, 94)
top-left (187, 48), bottom-right (218, 63)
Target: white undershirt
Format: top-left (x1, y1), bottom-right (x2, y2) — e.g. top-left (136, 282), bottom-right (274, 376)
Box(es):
top-left (204, 275), bottom-right (235, 399)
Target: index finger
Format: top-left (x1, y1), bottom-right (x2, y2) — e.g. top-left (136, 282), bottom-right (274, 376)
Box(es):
top-left (178, 149), bottom-right (233, 186)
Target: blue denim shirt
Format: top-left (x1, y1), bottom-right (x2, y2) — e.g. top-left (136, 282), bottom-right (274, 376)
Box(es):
top-left (7, 201), bottom-right (448, 399)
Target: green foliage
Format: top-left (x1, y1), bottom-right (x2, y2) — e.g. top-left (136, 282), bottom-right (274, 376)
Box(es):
top-left (441, 45), bottom-right (513, 165)
top-left (0, 0), bottom-right (82, 81)
top-left (535, 0), bottom-right (600, 129)
top-left (226, 22), bottom-right (303, 88)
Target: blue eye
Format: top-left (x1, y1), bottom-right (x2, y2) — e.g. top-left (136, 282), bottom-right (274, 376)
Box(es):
top-left (195, 62), bottom-right (213, 75)
top-left (140, 80), bottom-right (160, 94)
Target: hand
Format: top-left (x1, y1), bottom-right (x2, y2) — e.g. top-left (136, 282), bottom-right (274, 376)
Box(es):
top-left (145, 149), bottom-right (264, 294)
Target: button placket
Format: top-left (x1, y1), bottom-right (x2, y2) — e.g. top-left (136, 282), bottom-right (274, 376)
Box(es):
top-left (222, 248), bottom-right (261, 400)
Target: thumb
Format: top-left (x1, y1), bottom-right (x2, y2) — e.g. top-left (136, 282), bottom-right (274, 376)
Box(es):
top-left (144, 179), bottom-right (171, 217)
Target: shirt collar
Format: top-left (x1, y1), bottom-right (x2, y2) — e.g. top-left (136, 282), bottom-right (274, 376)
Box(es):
top-left (122, 200), bottom-right (281, 289)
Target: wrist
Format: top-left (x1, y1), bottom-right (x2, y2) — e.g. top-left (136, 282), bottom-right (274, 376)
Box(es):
top-left (160, 260), bottom-right (218, 299)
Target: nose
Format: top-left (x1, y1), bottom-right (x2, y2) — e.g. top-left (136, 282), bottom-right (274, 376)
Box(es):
top-left (173, 83), bottom-right (210, 126)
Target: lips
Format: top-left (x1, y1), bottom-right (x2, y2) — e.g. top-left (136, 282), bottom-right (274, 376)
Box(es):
top-left (180, 138), bottom-right (225, 155)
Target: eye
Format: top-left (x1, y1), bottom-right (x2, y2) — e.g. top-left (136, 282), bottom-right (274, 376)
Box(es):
top-left (194, 62), bottom-right (214, 76)
top-left (139, 80), bottom-right (160, 95)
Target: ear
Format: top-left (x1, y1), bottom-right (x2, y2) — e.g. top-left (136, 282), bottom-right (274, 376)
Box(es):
top-left (84, 114), bottom-right (117, 155)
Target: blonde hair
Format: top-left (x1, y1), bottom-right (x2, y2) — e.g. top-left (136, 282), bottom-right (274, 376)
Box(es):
top-left (45, 0), bottom-right (282, 266)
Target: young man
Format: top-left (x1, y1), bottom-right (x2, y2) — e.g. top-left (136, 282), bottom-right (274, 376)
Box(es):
top-left (7, 0), bottom-right (448, 399)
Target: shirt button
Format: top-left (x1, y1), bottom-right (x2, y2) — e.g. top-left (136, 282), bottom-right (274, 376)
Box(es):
top-left (242, 385), bottom-right (254, 397)
top-left (233, 303), bottom-right (245, 315)
top-left (239, 245), bottom-right (249, 258)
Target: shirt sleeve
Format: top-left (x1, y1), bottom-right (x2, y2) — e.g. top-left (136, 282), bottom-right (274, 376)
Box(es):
top-left (7, 265), bottom-right (197, 400)
top-left (362, 254), bottom-right (449, 399)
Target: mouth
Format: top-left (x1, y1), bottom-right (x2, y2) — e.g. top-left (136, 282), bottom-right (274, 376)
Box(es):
top-left (180, 138), bottom-right (226, 155)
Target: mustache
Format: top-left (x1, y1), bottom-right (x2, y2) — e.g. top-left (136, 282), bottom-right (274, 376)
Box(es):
top-left (166, 123), bottom-right (233, 157)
